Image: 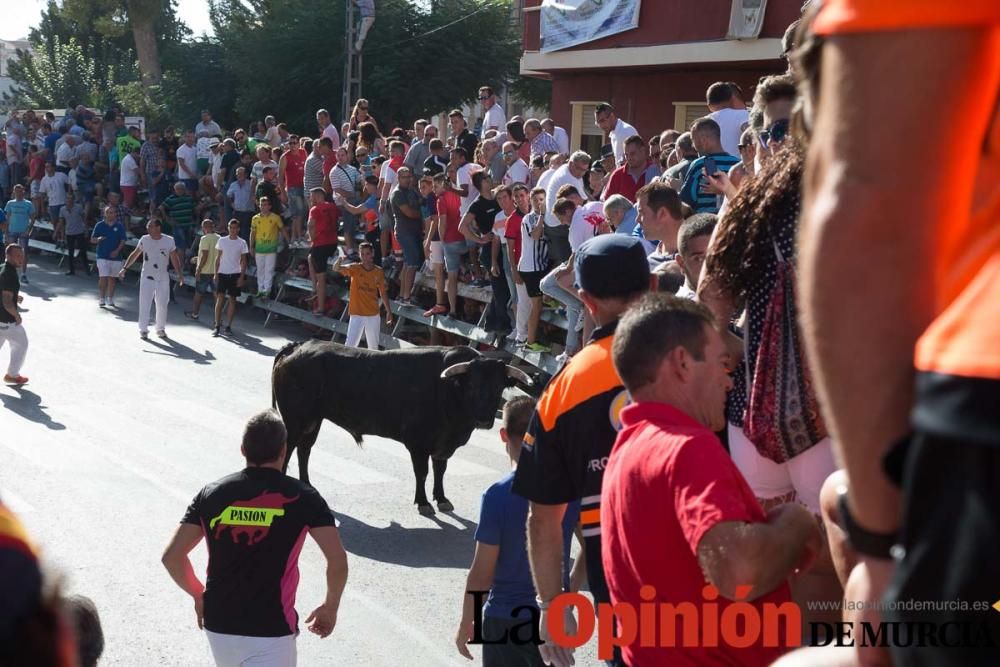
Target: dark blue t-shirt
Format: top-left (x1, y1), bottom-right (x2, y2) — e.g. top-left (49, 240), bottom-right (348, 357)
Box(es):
top-left (679, 152), bottom-right (740, 214)
top-left (475, 471), bottom-right (580, 619)
top-left (91, 220), bottom-right (127, 259)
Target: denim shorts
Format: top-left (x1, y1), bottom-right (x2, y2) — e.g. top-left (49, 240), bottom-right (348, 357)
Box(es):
top-left (443, 241), bottom-right (467, 273)
top-left (286, 187), bottom-right (306, 218)
top-left (396, 229), bottom-right (423, 268)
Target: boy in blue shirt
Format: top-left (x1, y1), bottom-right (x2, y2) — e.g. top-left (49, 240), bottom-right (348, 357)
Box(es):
top-left (455, 396), bottom-right (583, 666)
top-left (3, 184), bottom-right (36, 282)
top-left (90, 205), bottom-right (128, 307)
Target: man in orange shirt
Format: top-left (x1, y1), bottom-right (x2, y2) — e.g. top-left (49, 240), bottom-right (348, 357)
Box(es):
top-left (332, 242), bottom-right (392, 349)
top-left (799, 3), bottom-right (1000, 666)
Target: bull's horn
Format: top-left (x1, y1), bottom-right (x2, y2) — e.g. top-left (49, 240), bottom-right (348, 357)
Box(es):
top-left (506, 365), bottom-right (534, 386)
top-left (440, 361), bottom-right (473, 379)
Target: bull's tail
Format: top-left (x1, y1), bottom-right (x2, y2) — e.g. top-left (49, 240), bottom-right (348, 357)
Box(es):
top-left (272, 342), bottom-right (304, 410)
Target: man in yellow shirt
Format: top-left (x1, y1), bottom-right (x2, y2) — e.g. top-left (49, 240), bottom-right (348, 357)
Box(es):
top-left (249, 197), bottom-right (287, 298)
top-left (186, 219), bottom-right (221, 321)
top-left (333, 242), bottom-right (392, 348)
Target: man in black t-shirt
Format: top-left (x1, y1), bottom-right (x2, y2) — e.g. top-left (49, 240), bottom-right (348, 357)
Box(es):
top-left (0, 244), bottom-right (29, 385)
top-left (162, 410), bottom-right (348, 665)
top-left (460, 171), bottom-right (503, 288)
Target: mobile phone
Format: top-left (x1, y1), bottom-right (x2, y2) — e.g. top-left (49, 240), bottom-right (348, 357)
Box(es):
top-left (704, 157), bottom-right (719, 175)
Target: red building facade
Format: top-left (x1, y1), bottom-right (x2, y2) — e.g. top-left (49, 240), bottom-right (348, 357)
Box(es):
top-left (520, 0), bottom-right (802, 155)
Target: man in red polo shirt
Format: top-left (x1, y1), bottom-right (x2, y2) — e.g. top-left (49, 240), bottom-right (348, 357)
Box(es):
top-left (601, 135), bottom-right (661, 203)
top-left (307, 187), bottom-right (340, 314)
top-left (602, 294), bottom-right (821, 666)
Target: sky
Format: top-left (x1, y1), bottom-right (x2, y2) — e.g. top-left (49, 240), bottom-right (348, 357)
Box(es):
top-left (2, 0), bottom-right (215, 42)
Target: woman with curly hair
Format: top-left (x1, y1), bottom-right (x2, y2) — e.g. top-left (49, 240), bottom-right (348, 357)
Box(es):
top-left (355, 121), bottom-right (385, 170)
top-left (698, 72), bottom-right (840, 622)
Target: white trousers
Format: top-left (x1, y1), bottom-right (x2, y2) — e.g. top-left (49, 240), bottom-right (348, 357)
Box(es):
top-left (138, 276), bottom-right (170, 334)
top-left (727, 423), bottom-right (836, 514)
top-left (0, 323), bottom-right (28, 376)
top-left (346, 314), bottom-right (380, 348)
top-left (256, 253), bottom-right (277, 293)
top-left (514, 281), bottom-right (531, 341)
top-left (205, 630), bottom-right (296, 667)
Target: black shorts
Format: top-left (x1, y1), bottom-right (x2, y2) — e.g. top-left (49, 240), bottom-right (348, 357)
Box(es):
top-left (519, 270), bottom-right (545, 298)
top-left (311, 244), bottom-right (338, 273)
top-left (217, 273), bottom-right (241, 297)
top-left (883, 431), bottom-right (1000, 665)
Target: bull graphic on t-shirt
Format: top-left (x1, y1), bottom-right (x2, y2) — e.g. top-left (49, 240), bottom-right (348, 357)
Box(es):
top-left (209, 491), bottom-right (299, 545)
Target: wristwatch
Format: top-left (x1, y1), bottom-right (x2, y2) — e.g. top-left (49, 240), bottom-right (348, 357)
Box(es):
top-left (836, 489), bottom-right (898, 560)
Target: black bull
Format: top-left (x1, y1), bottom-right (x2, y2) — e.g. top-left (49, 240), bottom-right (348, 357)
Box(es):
top-left (271, 341), bottom-right (533, 514)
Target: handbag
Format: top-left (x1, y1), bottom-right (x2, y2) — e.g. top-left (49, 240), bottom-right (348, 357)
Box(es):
top-left (743, 236), bottom-right (828, 463)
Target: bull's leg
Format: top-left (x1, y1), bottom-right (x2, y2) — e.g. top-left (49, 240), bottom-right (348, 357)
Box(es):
top-left (432, 457), bottom-right (453, 512)
top-left (290, 419), bottom-right (322, 487)
top-left (409, 449), bottom-right (434, 516)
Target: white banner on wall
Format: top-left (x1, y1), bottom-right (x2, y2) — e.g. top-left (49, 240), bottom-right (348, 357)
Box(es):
top-left (726, 0), bottom-right (769, 39)
top-left (539, 0), bottom-right (642, 54)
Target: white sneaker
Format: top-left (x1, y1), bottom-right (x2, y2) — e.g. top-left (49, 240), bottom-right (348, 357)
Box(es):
top-left (107, 298), bottom-right (115, 308)
top-left (99, 297), bottom-right (107, 307)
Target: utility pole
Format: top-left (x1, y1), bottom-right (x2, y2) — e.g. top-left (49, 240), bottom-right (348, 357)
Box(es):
top-left (342, 1), bottom-right (363, 127)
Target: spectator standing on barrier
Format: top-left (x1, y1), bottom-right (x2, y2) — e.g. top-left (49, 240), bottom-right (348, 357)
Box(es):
top-left (603, 294), bottom-right (820, 667)
top-left (594, 103), bottom-right (637, 166)
top-left (162, 410), bottom-right (348, 667)
top-left (39, 162), bottom-right (68, 245)
top-left (542, 118), bottom-right (570, 156)
top-left (309, 187), bottom-right (341, 315)
top-left (329, 146), bottom-right (362, 258)
top-left (459, 172), bottom-right (502, 293)
top-left (226, 167), bottom-right (256, 241)
top-left (249, 197), bottom-right (286, 298)
top-left (523, 119), bottom-right (559, 163)
top-left (418, 175), bottom-right (449, 318)
top-left (432, 172), bottom-right (464, 317)
top-left (212, 219), bottom-right (249, 337)
top-left (513, 234), bottom-right (651, 667)
top-left (489, 185), bottom-right (518, 342)
top-left (279, 135), bottom-right (308, 250)
top-left (186, 219), bottom-right (221, 323)
top-left (513, 188), bottom-right (549, 350)
top-left (3, 184), bottom-right (35, 283)
top-left (177, 131), bottom-right (199, 195)
top-left (333, 242), bottom-right (393, 348)
top-left (502, 183), bottom-right (531, 330)
top-left (390, 166), bottom-right (425, 304)
top-left (91, 205), bottom-right (127, 307)
top-left (160, 181), bottom-right (196, 303)
top-left (61, 191), bottom-right (89, 276)
top-left (377, 141), bottom-right (405, 264)
top-left (404, 119), bottom-right (431, 172)
top-left (119, 144), bottom-right (141, 209)
top-left (448, 110), bottom-right (479, 162)
top-left (479, 86), bottom-right (506, 138)
top-left (0, 243), bottom-right (29, 385)
top-left (423, 138), bottom-right (449, 177)
top-left (119, 218), bottom-right (183, 340)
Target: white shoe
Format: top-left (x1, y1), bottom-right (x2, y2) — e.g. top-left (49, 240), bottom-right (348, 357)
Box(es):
top-left (99, 298), bottom-right (106, 307)
top-left (107, 298), bottom-right (115, 308)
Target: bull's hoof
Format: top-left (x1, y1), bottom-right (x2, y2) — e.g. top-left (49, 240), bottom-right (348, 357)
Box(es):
top-left (436, 500), bottom-right (454, 513)
top-left (417, 503), bottom-right (436, 516)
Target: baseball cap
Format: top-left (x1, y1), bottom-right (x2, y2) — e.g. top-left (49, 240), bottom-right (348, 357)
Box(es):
top-left (574, 234), bottom-right (650, 299)
top-left (600, 144), bottom-right (614, 159)
top-left (208, 138), bottom-right (220, 147)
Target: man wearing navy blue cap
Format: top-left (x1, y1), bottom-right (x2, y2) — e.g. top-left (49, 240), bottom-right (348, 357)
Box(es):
top-left (513, 234), bottom-right (651, 667)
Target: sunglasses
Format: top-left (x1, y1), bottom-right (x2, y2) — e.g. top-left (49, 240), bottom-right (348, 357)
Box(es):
top-left (359, 106), bottom-right (368, 110)
top-left (502, 151), bottom-right (515, 157)
top-left (478, 96), bottom-right (489, 101)
top-left (758, 118), bottom-right (790, 148)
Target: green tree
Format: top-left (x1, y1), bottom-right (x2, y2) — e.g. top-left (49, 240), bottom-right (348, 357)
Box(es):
top-left (210, 0), bottom-right (522, 132)
top-left (3, 36), bottom-right (102, 108)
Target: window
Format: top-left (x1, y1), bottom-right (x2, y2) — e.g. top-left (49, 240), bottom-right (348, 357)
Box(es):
top-left (672, 102), bottom-right (711, 132)
top-left (570, 101), bottom-right (605, 158)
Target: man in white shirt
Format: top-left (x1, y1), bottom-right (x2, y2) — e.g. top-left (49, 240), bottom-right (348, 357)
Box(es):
top-left (542, 118), bottom-right (570, 156)
top-left (501, 141), bottom-right (530, 186)
top-left (594, 102), bottom-right (637, 166)
top-left (213, 219), bottom-right (250, 336)
top-left (119, 145), bottom-right (141, 209)
top-left (176, 131), bottom-right (199, 194)
top-left (316, 108), bottom-right (341, 150)
top-left (119, 218), bottom-right (184, 340)
top-left (449, 147), bottom-right (479, 216)
top-left (479, 86), bottom-right (507, 138)
top-left (544, 151), bottom-right (589, 228)
top-left (39, 163), bottom-right (68, 231)
top-left (706, 81), bottom-right (750, 157)
top-left (195, 110), bottom-right (221, 139)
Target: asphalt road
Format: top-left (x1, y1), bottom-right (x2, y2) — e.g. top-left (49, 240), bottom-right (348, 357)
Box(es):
top-left (0, 255), bottom-right (598, 666)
